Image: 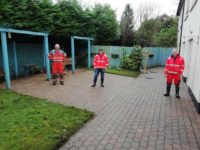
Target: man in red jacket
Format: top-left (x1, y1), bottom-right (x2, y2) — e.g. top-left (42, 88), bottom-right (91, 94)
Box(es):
top-left (48, 44), bottom-right (66, 85)
top-left (164, 48), bottom-right (185, 98)
top-left (92, 49), bottom-right (109, 87)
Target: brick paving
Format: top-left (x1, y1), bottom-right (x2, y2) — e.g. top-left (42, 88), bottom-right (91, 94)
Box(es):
top-left (2, 68), bottom-right (200, 150)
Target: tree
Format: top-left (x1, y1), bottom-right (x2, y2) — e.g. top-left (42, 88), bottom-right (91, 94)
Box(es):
top-left (92, 4), bottom-right (119, 45)
top-left (0, 0), bottom-right (55, 31)
top-left (120, 4), bottom-right (134, 46)
top-left (134, 14), bottom-right (178, 47)
top-left (52, 0), bottom-right (89, 36)
top-left (137, 2), bottom-right (160, 26)
top-left (136, 18), bottom-right (161, 47)
top-left (154, 17), bottom-right (178, 47)
top-left (0, 0), bottom-right (119, 45)
top-left (134, 2), bottom-right (161, 47)
top-left (0, 0), bottom-right (14, 28)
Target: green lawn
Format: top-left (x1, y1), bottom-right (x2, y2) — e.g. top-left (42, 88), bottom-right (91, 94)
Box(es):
top-left (89, 68), bottom-right (140, 77)
top-left (105, 68), bottom-right (140, 77)
top-left (0, 89), bottom-right (94, 150)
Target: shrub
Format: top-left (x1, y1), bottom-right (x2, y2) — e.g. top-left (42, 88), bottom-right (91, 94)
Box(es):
top-left (122, 46), bottom-right (143, 71)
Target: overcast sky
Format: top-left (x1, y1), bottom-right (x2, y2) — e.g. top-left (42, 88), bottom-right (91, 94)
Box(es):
top-left (54, 0), bottom-right (179, 20)
top-left (80, 0), bottom-right (179, 20)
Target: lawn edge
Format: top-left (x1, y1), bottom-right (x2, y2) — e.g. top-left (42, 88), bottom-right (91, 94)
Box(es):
top-left (0, 89), bottom-right (95, 150)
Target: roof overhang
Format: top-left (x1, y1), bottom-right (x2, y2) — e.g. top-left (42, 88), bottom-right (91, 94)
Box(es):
top-left (176, 0), bottom-right (185, 16)
top-left (0, 28), bottom-right (48, 36)
top-left (73, 36), bottom-right (94, 41)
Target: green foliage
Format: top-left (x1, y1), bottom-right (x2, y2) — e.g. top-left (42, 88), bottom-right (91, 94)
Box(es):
top-left (105, 68), bottom-right (140, 77)
top-left (120, 48), bottom-right (127, 67)
top-left (0, 0), bottom-right (118, 45)
top-left (0, 89), bottom-right (94, 150)
top-left (123, 46), bottom-right (143, 71)
top-left (135, 15), bottom-right (178, 47)
top-left (0, 0), bottom-right (55, 31)
top-left (135, 19), bottom-right (161, 47)
top-left (154, 17), bottom-right (178, 47)
top-left (92, 4), bottom-right (119, 44)
top-left (89, 68), bottom-right (140, 77)
top-left (0, 0), bottom-right (178, 46)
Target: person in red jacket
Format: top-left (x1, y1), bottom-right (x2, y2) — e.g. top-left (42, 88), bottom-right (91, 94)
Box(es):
top-left (48, 44), bottom-right (66, 85)
top-left (164, 48), bottom-right (185, 98)
top-left (92, 49), bottom-right (109, 87)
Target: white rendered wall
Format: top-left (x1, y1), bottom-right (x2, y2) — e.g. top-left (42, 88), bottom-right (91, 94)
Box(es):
top-left (178, 0), bottom-right (200, 102)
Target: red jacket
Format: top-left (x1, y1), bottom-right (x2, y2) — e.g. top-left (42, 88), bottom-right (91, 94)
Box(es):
top-left (93, 53), bottom-right (109, 69)
top-left (164, 54), bottom-right (185, 75)
top-left (48, 50), bottom-right (66, 62)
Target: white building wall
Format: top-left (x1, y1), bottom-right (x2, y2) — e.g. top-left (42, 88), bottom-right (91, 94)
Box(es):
top-left (178, 0), bottom-right (200, 103)
top-left (177, 9), bottom-right (182, 49)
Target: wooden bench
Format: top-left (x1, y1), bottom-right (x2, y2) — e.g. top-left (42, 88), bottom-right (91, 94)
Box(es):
top-left (64, 57), bottom-right (72, 66)
top-left (63, 58), bottom-right (72, 73)
top-left (22, 64), bottom-right (37, 76)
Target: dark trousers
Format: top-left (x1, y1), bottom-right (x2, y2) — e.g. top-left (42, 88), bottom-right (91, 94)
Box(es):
top-left (93, 69), bottom-right (105, 83)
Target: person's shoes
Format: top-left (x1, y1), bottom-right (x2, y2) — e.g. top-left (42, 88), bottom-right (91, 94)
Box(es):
top-left (164, 84), bottom-right (171, 97)
top-left (175, 85), bottom-right (180, 99)
top-left (164, 93), bottom-right (170, 96)
top-left (52, 80), bottom-right (57, 85)
top-left (91, 83), bottom-right (96, 87)
top-left (176, 94), bottom-right (180, 99)
top-left (101, 83), bottom-right (104, 87)
top-left (60, 80), bottom-right (64, 85)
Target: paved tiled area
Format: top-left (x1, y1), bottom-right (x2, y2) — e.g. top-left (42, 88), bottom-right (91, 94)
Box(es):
top-left (3, 69), bottom-right (133, 114)
top-left (2, 68), bottom-right (200, 150)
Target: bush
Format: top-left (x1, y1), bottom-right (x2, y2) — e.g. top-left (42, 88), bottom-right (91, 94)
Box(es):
top-left (122, 46), bottom-right (143, 71)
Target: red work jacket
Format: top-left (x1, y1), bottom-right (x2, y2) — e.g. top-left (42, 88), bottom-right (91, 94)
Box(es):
top-left (93, 53), bottom-right (109, 69)
top-left (48, 50), bottom-right (66, 62)
top-left (164, 54), bottom-right (185, 75)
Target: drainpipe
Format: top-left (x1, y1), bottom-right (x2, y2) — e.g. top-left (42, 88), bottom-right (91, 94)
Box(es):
top-left (179, 0), bottom-right (185, 53)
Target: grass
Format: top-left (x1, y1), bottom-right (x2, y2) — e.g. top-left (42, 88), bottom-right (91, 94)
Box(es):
top-left (0, 89), bottom-right (94, 150)
top-left (105, 68), bottom-right (140, 77)
top-left (89, 68), bottom-right (140, 77)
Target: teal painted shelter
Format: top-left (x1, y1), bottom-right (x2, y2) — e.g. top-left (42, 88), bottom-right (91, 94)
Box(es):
top-left (70, 36), bottom-right (94, 74)
top-left (0, 28), bottom-right (51, 89)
